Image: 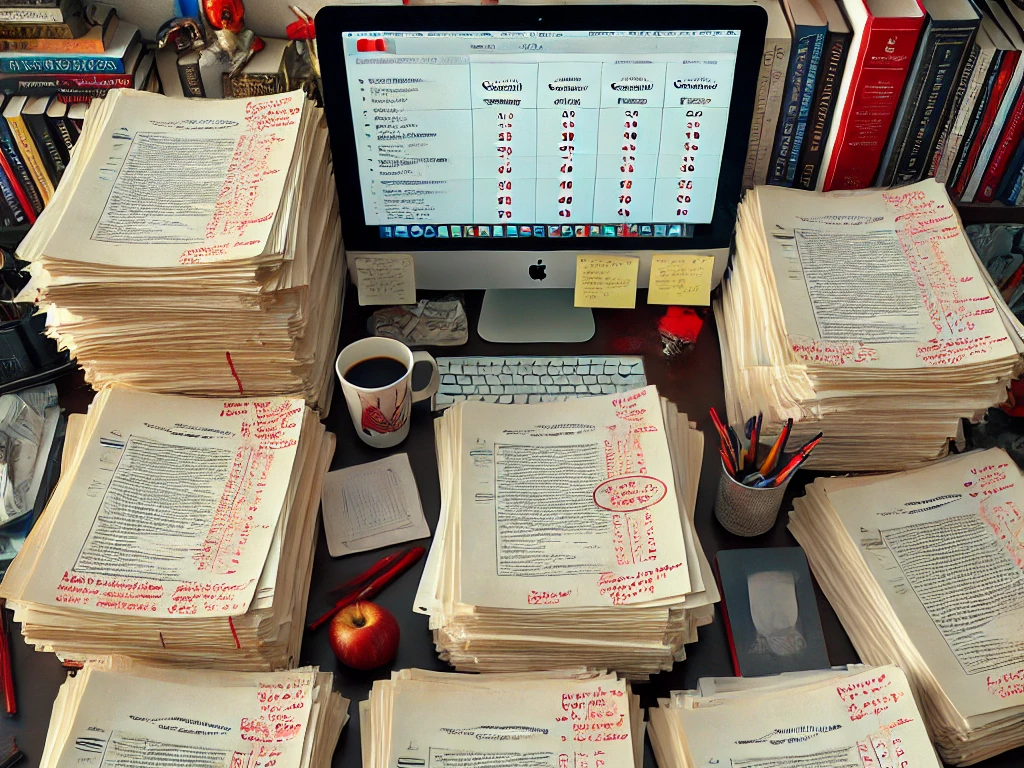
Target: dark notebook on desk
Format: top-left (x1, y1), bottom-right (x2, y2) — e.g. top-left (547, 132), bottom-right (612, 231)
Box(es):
top-left (715, 547), bottom-right (829, 677)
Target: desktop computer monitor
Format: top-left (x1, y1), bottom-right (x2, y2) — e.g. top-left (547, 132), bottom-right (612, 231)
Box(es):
top-left (317, 5), bottom-right (766, 341)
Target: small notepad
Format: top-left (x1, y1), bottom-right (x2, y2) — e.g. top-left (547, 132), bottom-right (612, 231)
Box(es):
top-left (574, 255), bottom-right (639, 308)
top-left (320, 453), bottom-right (430, 557)
top-left (648, 254), bottom-right (714, 306)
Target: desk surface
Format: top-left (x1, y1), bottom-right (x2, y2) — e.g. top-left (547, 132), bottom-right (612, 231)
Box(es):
top-left (4, 290), bottom-right (1023, 768)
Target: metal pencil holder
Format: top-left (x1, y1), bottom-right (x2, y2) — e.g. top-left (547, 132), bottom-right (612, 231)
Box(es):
top-left (714, 456), bottom-right (792, 537)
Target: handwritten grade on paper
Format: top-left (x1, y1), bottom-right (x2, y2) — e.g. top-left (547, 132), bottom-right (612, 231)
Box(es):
top-left (320, 453), bottom-right (429, 557)
top-left (574, 255), bottom-right (640, 308)
top-left (648, 253), bottom-right (715, 306)
top-left (354, 254), bottom-right (417, 307)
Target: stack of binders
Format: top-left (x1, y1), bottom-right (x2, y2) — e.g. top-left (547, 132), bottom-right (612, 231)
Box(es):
top-left (415, 386), bottom-right (717, 680)
top-left (790, 448), bottom-right (1024, 765)
top-left (15, 88), bottom-right (344, 413)
top-left (649, 665), bottom-right (942, 768)
top-left (0, 387), bottom-right (334, 670)
top-left (40, 660), bottom-right (347, 768)
top-left (360, 668), bottom-right (643, 768)
top-left (716, 179), bottom-right (1024, 470)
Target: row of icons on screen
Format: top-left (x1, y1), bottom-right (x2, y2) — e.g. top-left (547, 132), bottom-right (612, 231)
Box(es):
top-left (380, 224), bottom-right (689, 238)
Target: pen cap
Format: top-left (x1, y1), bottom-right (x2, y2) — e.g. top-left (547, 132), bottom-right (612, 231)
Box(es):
top-left (714, 457), bottom-right (792, 537)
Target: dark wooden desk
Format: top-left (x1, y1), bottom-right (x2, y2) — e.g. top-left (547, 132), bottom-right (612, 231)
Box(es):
top-left (3, 290), bottom-right (1022, 768)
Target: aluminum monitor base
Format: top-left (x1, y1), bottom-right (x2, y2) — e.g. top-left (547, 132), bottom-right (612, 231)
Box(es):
top-left (477, 289), bottom-right (595, 343)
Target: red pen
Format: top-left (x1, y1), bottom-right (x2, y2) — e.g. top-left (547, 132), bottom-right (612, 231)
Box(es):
top-left (0, 600), bottom-right (15, 717)
top-left (309, 546), bottom-right (426, 631)
top-left (709, 407), bottom-right (739, 472)
top-left (328, 548), bottom-right (410, 598)
top-left (763, 433), bottom-right (822, 488)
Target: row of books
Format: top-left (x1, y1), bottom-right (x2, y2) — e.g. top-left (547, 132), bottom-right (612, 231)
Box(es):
top-left (747, 0), bottom-right (1024, 204)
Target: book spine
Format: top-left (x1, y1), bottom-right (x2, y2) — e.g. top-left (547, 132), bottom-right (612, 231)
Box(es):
top-left (928, 43), bottom-right (977, 179)
top-left (0, 22), bottom-right (76, 39)
top-left (0, 54), bottom-right (126, 74)
top-left (995, 137), bottom-right (1024, 203)
top-left (24, 112), bottom-right (63, 186)
top-left (743, 39), bottom-right (782, 188)
top-left (821, 12), bottom-right (926, 191)
top-left (0, 150), bottom-right (30, 226)
top-left (753, 39), bottom-right (791, 185)
top-left (794, 30), bottom-right (850, 190)
top-left (962, 52), bottom-right (1024, 202)
top-left (0, 72), bottom-right (133, 95)
top-left (177, 58), bottom-right (205, 98)
top-left (768, 29), bottom-right (816, 186)
top-left (976, 80), bottom-right (1024, 202)
top-left (893, 25), bottom-right (977, 184)
top-left (1012, 161), bottom-right (1024, 204)
top-left (47, 114), bottom-right (75, 162)
top-left (784, 29), bottom-right (826, 183)
top-left (0, 8), bottom-right (67, 24)
top-left (0, 117), bottom-right (41, 213)
top-left (6, 113), bottom-right (52, 202)
top-left (0, 35), bottom-right (102, 54)
top-left (942, 50), bottom-right (999, 187)
top-left (950, 52), bottom-right (1017, 199)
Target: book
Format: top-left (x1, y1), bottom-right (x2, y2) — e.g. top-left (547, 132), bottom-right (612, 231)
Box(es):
top-left (793, 0), bottom-right (853, 188)
top-left (791, 449), bottom-right (1024, 764)
top-left (715, 547), bottom-right (830, 677)
top-left (222, 37), bottom-right (295, 98)
top-left (927, 30), bottom-right (984, 178)
top-left (0, 94), bottom-right (41, 214)
top-left (768, 0), bottom-right (828, 185)
top-left (949, 13), bottom-right (1017, 197)
top-left (742, 0), bottom-right (794, 187)
top-left (0, 40), bottom-right (149, 99)
top-left (876, 0), bottom-right (981, 185)
top-left (0, 19), bottom-right (136, 73)
top-left (21, 94), bottom-right (65, 187)
top-left (817, 0), bottom-right (927, 190)
top-left (44, 94), bottom-right (76, 165)
top-left (0, 148), bottom-right (30, 225)
top-left (974, 0), bottom-right (1024, 201)
top-left (0, 0), bottom-right (79, 24)
top-left (0, 5), bottom-right (116, 53)
top-left (3, 93), bottom-right (51, 202)
top-left (959, 0), bottom-right (1024, 200)
top-left (996, 131), bottom-right (1024, 201)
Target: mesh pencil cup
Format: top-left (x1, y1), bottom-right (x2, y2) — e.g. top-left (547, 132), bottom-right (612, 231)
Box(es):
top-left (714, 457), bottom-right (793, 537)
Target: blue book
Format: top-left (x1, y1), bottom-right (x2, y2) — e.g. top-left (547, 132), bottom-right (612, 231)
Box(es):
top-left (0, 22), bottom-right (138, 74)
top-left (997, 138), bottom-right (1024, 202)
top-left (768, 0), bottom-right (828, 186)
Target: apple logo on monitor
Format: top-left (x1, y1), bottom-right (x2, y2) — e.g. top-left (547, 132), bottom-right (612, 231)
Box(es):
top-left (529, 259), bottom-right (546, 281)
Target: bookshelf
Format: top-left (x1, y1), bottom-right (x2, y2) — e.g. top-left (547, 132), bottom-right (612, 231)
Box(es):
top-left (957, 203), bottom-right (1024, 225)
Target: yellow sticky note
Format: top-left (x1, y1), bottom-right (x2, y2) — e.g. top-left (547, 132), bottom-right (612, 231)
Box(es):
top-left (647, 254), bottom-right (715, 306)
top-left (354, 253), bottom-right (416, 306)
top-left (574, 255), bottom-right (640, 309)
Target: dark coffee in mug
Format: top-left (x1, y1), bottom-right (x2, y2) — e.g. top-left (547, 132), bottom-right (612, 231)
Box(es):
top-left (344, 356), bottom-right (409, 389)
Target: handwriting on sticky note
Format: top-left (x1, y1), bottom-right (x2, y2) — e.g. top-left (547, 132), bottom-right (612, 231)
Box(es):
top-left (574, 255), bottom-right (639, 308)
top-left (355, 254), bottom-right (416, 306)
top-left (647, 254), bottom-right (714, 306)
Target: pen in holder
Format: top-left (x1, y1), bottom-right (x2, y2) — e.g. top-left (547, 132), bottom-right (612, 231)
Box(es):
top-left (714, 455), bottom-right (793, 537)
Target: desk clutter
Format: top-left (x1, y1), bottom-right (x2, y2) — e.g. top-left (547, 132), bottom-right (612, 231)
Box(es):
top-left (791, 448), bottom-right (1024, 765)
top-left (15, 88), bottom-right (344, 412)
top-left (40, 660), bottom-right (348, 768)
top-left (417, 386), bottom-right (716, 680)
top-left (0, 387), bottom-right (334, 670)
top-left (717, 179), bottom-right (1024, 471)
top-left (359, 668), bottom-right (644, 768)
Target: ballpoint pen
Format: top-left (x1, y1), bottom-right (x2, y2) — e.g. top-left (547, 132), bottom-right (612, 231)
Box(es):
top-left (759, 418), bottom-right (793, 476)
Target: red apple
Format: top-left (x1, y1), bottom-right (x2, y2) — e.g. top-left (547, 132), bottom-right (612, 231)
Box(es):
top-left (328, 600), bottom-right (400, 670)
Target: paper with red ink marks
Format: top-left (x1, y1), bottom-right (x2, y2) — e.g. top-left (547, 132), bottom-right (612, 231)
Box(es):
top-left (753, 179), bottom-right (1017, 370)
top-left (386, 675), bottom-right (636, 768)
top-left (823, 448), bottom-right (1024, 718)
top-left (41, 89), bottom-right (307, 269)
top-left (17, 387), bottom-right (303, 619)
top-left (668, 665), bottom-right (938, 768)
top-left (47, 666), bottom-right (319, 768)
top-left (456, 386), bottom-right (692, 608)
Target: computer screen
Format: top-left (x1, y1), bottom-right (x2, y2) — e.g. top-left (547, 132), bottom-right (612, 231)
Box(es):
top-left (340, 29), bottom-right (738, 242)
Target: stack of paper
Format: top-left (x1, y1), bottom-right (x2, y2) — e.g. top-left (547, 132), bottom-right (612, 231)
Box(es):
top-left (790, 449), bottom-right (1024, 765)
top-left (415, 386), bottom-right (717, 680)
top-left (0, 386), bottom-right (334, 670)
top-left (649, 664), bottom-right (943, 768)
top-left (360, 668), bottom-right (643, 768)
top-left (15, 88), bottom-right (344, 413)
top-left (41, 659), bottom-right (347, 768)
top-left (716, 179), bottom-right (1024, 470)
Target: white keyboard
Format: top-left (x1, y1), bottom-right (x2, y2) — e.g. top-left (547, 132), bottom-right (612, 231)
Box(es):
top-left (434, 355), bottom-right (646, 408)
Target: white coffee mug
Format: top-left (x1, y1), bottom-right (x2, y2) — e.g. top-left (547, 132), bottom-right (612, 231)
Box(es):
top-left (335, 337), bottom-right (439, 448)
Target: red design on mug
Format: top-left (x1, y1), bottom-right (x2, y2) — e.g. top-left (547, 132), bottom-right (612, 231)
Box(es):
top-left (359, 389), bottom-right (410, 436)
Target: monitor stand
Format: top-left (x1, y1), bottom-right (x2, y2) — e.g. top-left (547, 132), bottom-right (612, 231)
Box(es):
top-left (478, 289), bottom-right (595, 343)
